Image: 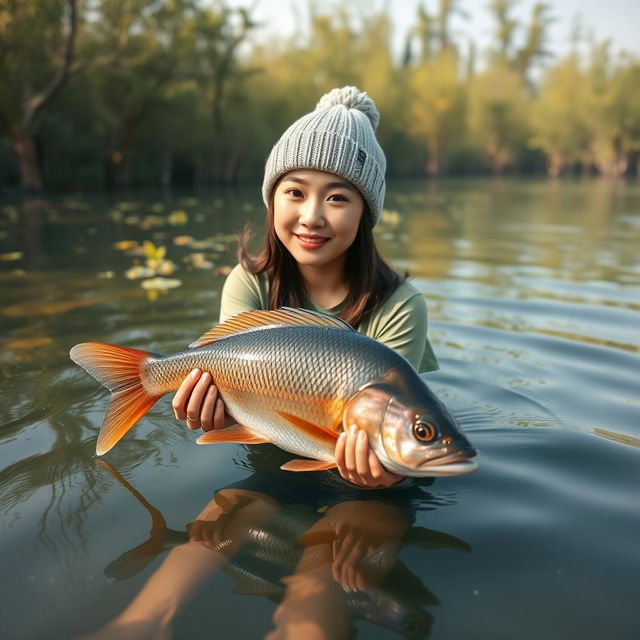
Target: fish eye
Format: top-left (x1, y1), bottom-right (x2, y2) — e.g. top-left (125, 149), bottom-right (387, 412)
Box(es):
top-left (413, 420), bottom-right (436, 443)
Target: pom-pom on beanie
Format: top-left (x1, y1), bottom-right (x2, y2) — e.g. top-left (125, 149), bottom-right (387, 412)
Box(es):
top-left (262, 86), bottom-right (386, 226)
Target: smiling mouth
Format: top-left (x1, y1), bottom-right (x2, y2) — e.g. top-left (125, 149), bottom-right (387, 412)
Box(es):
top-left (295, 234), bottom-right (330, 247)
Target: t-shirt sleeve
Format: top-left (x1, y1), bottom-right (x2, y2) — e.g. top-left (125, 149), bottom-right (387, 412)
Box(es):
top-left (219, 264), bottom-right (265, 322)
top-left (370, 289), bottom-right (439, 373)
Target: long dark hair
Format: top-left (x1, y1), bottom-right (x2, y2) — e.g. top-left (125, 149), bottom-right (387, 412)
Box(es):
top-left (237, 189), bottom-right (404, 328)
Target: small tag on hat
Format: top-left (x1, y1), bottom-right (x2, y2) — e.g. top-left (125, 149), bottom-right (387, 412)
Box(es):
top-left (357, 149), bottom-right (367, 164)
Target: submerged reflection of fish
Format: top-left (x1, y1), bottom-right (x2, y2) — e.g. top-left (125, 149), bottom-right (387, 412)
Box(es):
top-left (70, 308), bottom-right (476, 476)
top-left (100, 461), bottom-right (471, 639)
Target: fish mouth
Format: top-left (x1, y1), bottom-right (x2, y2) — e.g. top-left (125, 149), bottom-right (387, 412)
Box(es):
top-left (420, 448), bottom-right (477, 467)
top-left (414, 448), bottom-right (478, 477)
top-left (412, 448), bottom-right (478, 477)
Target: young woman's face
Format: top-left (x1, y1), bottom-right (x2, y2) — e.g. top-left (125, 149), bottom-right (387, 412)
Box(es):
top-left (273, 169), bottom-right (364, 271)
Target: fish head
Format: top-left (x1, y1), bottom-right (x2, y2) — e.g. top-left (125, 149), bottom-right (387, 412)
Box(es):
top-left (344, 383), bottom-right (477, 478)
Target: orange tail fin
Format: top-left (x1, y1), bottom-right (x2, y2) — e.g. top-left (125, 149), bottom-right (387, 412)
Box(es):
top-left (70, 342), bottom-right (160, 455)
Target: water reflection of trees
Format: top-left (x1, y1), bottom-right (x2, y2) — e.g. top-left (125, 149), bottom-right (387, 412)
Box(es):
top-left (392, 179), bottom-right (636, 287)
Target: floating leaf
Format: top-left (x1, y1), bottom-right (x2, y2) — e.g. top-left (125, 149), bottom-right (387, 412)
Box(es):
top-left (141, 215), bottom-right (165, 230)
top-left (97, 271), bottom-right (115, 279)
top-left (155, 260), bottom-right (177, 276)
top-left (117, 202), bottom-right (142, 212)
top-left (168, 210), bottom-right (188, 225)
top-left (214, 266), bottom-right (232, 276)
top-left (144, 241), bottom-right (166, 262)
top-left (125, 265), bottom-right (155, 280)
top-left (113, 240), bottom-right (139, 251)
top-left (140, 277), bottom-right (182, 290)
top-left (0, 251), bottom-right (23, 261)
top-left (188, 253), bottom-right (214, 269)
top-left (173, 235), bottom-right (194, 246)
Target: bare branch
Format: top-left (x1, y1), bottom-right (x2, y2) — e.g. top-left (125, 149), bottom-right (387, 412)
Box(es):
top-left (21, 0), bottom-right (78, 128)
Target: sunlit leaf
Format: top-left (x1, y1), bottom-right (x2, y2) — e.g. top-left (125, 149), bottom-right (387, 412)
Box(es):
top-left (125, 265), bottom-right (156, 280)
top-left (0, 252), bottom-right (23, 261)
top-left (144, 241), bottom-right (166, 261)
top-left (168, 210), bottom-right (188, 225)
top-left (140, 277), bottom-right (182, 290)
top-left (173, 235), bottom-right (194, 246)
top-left (113, 241), bottom-right (139, 251)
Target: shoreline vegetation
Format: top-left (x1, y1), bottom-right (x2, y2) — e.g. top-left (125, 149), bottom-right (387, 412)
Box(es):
top-left (1, 0), bottom-right (639, 193)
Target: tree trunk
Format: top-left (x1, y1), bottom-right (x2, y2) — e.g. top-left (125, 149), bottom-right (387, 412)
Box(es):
top-left (426, 141), bottom-right (440, 176)
top-left (13, 130), bottom-right (42, 193)
top-left (547, 156), bottom-right (563, 178)
top-left (161, 149), bottom-right (173, 188)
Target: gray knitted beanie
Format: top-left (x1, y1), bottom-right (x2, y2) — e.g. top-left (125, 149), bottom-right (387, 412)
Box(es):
top-left (262, 86), bottom-right (386, 226)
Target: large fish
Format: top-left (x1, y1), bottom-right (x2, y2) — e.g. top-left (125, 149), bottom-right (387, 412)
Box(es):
top-left (70, 308), bottom-right (477, 476)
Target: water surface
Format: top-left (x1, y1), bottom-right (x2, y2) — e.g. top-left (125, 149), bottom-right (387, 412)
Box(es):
top-left (1, 179), bottom-right (639, 639)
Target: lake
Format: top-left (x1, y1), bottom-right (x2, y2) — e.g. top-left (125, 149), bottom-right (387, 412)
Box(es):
top-left (1, 178), bottom-right (639, 639)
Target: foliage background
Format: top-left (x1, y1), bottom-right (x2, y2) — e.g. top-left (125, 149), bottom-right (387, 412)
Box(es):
top-left (1, 0), bottom-right (639, 191)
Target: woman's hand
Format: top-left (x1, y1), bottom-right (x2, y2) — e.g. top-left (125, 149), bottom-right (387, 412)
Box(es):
top-left (171, 369), bottom-right (228, 432)
top-left (334, 424), bottom-right (405, 488)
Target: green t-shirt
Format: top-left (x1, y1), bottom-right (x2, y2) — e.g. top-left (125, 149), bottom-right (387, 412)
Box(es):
top-left (219, 264), bottom-right (439, 373)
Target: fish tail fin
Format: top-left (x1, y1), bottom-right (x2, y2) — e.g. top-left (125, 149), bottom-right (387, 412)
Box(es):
top-left (70, 342), bottom-right (160, 455)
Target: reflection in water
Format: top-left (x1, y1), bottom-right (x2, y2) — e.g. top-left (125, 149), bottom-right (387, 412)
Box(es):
top-left (84, 460), bottom-right (471, 640)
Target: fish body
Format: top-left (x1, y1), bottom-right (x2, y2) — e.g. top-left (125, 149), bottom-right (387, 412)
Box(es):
top-left (70, 308), bottom-right (477, 476)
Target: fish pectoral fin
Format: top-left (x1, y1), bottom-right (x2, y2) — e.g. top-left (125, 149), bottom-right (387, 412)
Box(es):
top-left (196, 424), bottom-right (268, 445)
top-left (275, 410), bottom-right (339, 446)
top-left (280, 459), bottom-right (337, 472)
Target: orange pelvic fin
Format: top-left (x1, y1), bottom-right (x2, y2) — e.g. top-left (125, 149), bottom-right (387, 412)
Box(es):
top-left (280, 459), bottom-right (337, 472)
top-left (196, 424), bottom-right (268, 445)
top-left (70, 342), bottom-right (159, 456)
top-left (275, 410), bottom-right (339, 447)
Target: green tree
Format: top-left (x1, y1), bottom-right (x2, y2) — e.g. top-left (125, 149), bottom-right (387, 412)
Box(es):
top-left (82, 0), bottom-right (197, 189)
top-left (487, 0), bottom-right (554, 83)
top-left (467, 61), bottom-right (529, 174)
top-left (529, 54), bottom-right (590, 176)
top-left (408, 48), bottom-right (466, 175)
top-left (582, 44), bottom-right (640, 177)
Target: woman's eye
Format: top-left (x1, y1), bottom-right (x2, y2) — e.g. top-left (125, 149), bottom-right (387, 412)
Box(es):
top-left (328, 194), bottom-right (347, 202)
top-left (286, 188), bottom-right (303, 198)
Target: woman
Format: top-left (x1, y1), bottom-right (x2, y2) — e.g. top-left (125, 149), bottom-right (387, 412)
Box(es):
top-left (173, 86), bottom-right (438, 488)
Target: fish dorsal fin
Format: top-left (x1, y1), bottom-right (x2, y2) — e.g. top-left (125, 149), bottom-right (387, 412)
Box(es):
top-left (188, 307), bottom-right (353, 348)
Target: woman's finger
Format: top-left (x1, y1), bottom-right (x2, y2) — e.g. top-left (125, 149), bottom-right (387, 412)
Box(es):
top-left (185, 372), bottom-right (211, 429)
top-left (344, 425), bottom-right (358, 475)
top-left (200, 385), bottom-right (218, 431)
top-left (213, 396), bottom-right (226, 429)
top-left (355, 429), bottom-right (370, 477)
top-left (335, 432), bottom-right (348, 478)
top-left (171, 369), bottom-right (201, 420)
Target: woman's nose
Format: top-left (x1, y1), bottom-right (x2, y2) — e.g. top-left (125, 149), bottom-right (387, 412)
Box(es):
top-left (299, 199), bottom-right (325, 227)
